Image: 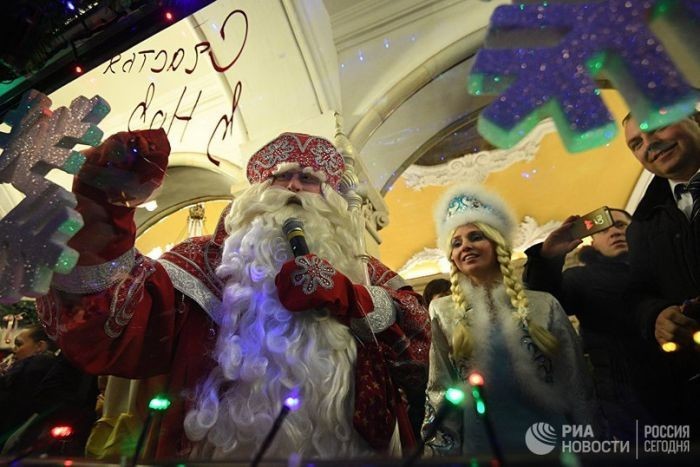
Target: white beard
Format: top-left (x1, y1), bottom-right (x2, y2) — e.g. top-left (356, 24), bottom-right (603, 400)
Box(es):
top-left (184, 183), bottom-right (372, 459)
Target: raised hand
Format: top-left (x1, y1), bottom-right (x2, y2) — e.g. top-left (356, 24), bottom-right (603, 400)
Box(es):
top-left (76, 129), bottom-right (170, 207)
top-left (541, 215), bottom-right (583, 259)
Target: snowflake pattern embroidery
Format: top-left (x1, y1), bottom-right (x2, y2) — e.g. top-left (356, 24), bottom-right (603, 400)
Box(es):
top-left (469, 0), bottom-right (700, 152)
top-left (445, 195), bottom-right (509, 227)
top-left (253, 138), bottom-right (296, 170)
top-left (291, 255), bottom-right (336, 295)
top-left (519, 322), bottom-right (554, 384)
top-left (0, 90), bottom-right (109, 303)
top-left (246, 133), bottom-right (346, 189)
top-left (311, 143), bottom-right (343, 181)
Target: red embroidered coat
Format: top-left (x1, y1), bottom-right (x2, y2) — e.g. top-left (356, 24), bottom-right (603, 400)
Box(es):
top-left (36, 130), bottom-right (430, 459)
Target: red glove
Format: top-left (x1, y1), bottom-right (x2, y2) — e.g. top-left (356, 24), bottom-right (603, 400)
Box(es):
top-left (275, 254), bottom-right (373, 324)
top-left (76, 129), bottom-right (170, 207)
top-left (68, 129), bottom-right (170, 265)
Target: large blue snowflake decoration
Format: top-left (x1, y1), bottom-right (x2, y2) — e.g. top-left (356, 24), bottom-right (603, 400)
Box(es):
top-left (0, 90), bottom-right (110, 303)
top-left (650, 0), bottom-right (700, 87)
top-left (468, 0), bottom-right (700, 153)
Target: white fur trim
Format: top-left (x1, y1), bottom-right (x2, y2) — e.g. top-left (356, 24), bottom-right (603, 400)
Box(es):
top-left (433, 183), bottom-right (517, 252)
top-left (271, 162), bottom-right (329, 183)
top-left (458, 281), bottom-right (568, 413)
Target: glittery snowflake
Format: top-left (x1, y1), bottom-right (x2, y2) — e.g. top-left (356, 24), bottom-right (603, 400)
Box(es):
top-left (0, 90), bottom-right (110, 303)
top-left (469, 0), bottom-right (700, 152)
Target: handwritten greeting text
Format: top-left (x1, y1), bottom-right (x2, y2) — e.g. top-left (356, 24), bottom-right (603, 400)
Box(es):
top-left (111, 9), bottom-right (249, 165)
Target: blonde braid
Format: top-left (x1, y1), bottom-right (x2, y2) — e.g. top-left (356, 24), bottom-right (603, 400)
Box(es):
top-left (476, 222), bottom-right (560, 357)
top-left (449, 243), bottom-right (473, 360)
top-left (449, 262), bottom-right (467, 312)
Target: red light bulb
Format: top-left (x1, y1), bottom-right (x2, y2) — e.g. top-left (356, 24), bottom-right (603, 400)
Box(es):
top-left (50, 425), bottom-right (74, 439)
top-left (468, 371), bottom-right (484, 387)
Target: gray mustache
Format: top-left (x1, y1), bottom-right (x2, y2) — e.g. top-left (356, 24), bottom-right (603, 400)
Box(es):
top-left (646, 140), bottom-right (675, 157)
top-left (286, 196), bottom-right (302, 206)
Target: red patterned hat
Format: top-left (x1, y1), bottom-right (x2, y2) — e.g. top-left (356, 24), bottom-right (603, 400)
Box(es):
top-left (246, 133), bottom-right (345, 190)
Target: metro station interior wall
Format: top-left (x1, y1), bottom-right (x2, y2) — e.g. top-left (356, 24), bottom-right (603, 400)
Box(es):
top-left (379, 90), bottom-right (644, 273)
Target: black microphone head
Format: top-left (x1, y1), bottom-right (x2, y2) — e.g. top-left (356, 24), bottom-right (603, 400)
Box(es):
top-left (282, 218), bottom-right (304, 236)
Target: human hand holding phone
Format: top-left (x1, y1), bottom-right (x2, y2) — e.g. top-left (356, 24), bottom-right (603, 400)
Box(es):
top-left (541, 215), bottom-right (584, 258)
top-left (568, 206), bottom-right (614, 239)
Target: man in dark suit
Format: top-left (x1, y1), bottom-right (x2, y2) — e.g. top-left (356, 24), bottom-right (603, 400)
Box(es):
top-left (623, 112), bottom-right (700, 427)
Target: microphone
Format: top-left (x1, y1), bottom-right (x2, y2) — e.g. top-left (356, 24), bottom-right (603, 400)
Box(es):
top-left (282, 218), bottom-right (309, 257)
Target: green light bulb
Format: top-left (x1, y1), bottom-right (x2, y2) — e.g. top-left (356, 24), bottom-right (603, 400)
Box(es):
top-left (149, 395), bottom-right (171, 411)
top-left (476, 400), bottom-right (486, 415)
top-left (445, 387), bottom-right (465, 406)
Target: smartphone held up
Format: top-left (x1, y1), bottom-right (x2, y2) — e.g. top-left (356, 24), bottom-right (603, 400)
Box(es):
top-left (569, 207), bottom-right (615, 239)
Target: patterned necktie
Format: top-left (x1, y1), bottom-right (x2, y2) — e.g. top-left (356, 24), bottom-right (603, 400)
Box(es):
top-left (674, 183), bottom-right (688, 200)
top-left (688, 173), bottom-right (700, 220)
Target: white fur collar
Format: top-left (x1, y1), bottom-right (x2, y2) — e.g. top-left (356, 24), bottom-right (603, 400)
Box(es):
top-left (457, 279), bottom-right (567, 413)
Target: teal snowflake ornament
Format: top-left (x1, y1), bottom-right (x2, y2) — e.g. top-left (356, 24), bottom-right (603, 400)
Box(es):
top-left (468, 0), bottom-right (700, 152)
top-left (0, 90), bottom-right (110, 303)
